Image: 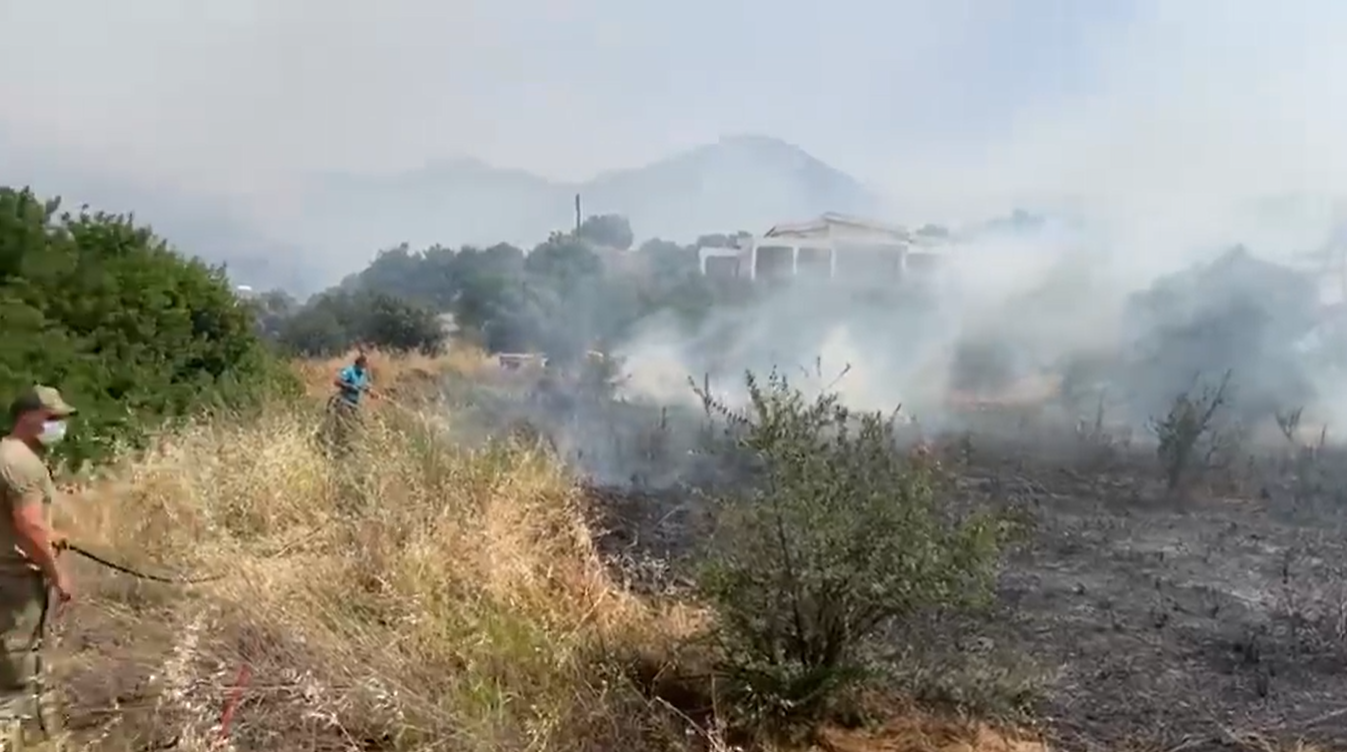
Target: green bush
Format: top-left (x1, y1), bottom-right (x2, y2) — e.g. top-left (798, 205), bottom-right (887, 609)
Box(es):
top-left (694, 369), bottom-right (1007, 731)
top-left (0, 186), bottom-right (299, 468)
top-left (274, 289), bottom-right (447, 357)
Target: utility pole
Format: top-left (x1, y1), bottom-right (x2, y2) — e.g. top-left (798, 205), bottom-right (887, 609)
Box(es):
top-left (574, 194), bottom-right (582, 232)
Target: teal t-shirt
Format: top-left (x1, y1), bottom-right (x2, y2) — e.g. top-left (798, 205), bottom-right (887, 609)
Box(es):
top-left (337, 365), bottom-right (370, 406)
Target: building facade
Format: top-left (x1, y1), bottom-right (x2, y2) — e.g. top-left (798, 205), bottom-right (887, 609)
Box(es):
top-left (697, 213), bottom-right (944, 284)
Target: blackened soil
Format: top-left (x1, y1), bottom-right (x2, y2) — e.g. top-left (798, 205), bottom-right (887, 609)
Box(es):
top-left (584, 445), bottom-right (1347, 752)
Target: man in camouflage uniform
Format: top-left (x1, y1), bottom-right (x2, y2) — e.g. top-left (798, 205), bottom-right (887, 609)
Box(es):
top-left (0, 386), bottom-right (76, 749)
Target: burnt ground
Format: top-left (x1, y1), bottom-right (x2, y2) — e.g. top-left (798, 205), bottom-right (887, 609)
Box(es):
top-left (583, 431), bottom-right (1347, 752)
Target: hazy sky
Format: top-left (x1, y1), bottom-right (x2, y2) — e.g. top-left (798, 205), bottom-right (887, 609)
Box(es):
top-left (2, 0), bottom-right (1346, 216)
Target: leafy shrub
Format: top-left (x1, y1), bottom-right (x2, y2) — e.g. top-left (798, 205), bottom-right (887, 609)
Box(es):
top-left (0, 186), bottom-right (298, 467)
top-left (275, 289), bottom-right (446, 357)
top-left (693, 369), bottom-right (1007, 730)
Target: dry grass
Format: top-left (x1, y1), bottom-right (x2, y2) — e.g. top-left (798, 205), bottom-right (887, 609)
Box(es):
top-left (818, 716), bottom-right (1045, 752)
top-left (292, 347), bottom-right (496, 404)
top-left (49, 397), bottom-right (699, 751)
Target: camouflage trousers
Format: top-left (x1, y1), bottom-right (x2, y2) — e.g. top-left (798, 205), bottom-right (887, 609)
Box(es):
top-left (0, 573), bottom-right (58, 750)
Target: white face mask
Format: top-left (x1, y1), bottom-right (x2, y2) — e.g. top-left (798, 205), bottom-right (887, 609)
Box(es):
top-left (37, 420), bottom-right (67, 446)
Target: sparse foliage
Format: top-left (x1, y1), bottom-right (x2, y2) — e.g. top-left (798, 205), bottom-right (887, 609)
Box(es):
top-left (1274, 406), bottom-right (1330, 504)
top-left (1275, 406), bottom-right (1305, 446)
top-left (1149, 370), bottom-right (1232, 491)
top-left (1072, 391), bottom-right (1133, 468)
top-left (692, 368), bottom-right (1006, 730)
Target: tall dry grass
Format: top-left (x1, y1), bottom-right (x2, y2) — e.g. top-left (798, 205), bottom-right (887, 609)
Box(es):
top-left (51, 397), bottom-right (699, 751)
top-left (291, 347), bottom-right (497, 404)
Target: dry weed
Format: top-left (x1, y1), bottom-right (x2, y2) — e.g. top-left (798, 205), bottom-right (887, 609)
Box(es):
top-left (50, 398), bottom-right (695, 751)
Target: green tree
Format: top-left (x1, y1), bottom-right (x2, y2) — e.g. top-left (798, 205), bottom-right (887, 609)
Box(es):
top-left (249, 288), bottom-right (298, 339)
top-left (576, 213), bottom-right (634, 250)
top-left (525, 235), bottom-right (603, 283)
top-left (0, 187), bottom-right (297, 467)
top-left (275, 290), bottom-right (446, 357)
top-left (360, 292), bottom-right (447, 355)
top-left (268, 221), bottom-right (753, 361)
top-left (639, 238), bottom-right (698, 279)
top-left (274, 297), bottom-right (352, 356)
top-left (447, 245), bottom-right (531, 352)
top-left (345, 243), bottom-right (462, 310)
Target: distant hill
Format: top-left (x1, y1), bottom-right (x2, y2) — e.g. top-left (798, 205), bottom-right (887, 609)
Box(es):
top-left (4, 133), bottom-right (887, 293)
top-left (1, 132), bottom-right (319, 294)
top-left (581, 135), bottom-right (885, 240)
top-left (293, 134), bottom-right (887, 256)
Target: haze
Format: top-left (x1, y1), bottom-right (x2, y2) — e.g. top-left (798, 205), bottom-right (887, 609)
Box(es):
top-left (6, 0), bottom-right (1347, 458)
top-left (2, 2), bottom-right (1340, 196)
top-left (2, 0), bottom-right (1346, 286)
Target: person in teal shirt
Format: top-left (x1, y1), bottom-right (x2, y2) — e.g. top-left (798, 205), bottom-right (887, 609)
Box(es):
top-left (325, 354), bottom-right (377, 454)
top-left (333, 354), bottom-right (373, 408)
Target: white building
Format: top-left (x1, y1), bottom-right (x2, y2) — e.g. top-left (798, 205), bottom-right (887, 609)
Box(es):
top-left (697, 212), bottom-right (945, 283)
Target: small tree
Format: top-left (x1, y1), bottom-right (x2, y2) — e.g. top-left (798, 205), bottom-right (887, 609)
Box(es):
top-left (1150, 370), bottom-right (1232, 491)
top-left (694, 369), bottom-right (1006, 729)
top-left (1274, 406), bottom-right (1329, 504)
top-left (576, 213), bottom-right (634, 250)
top-left (360, 292), bottom-right (447, 355)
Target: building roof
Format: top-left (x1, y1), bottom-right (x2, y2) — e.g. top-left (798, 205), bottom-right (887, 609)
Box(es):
top-left (764, 212), bottom-right (911, 243)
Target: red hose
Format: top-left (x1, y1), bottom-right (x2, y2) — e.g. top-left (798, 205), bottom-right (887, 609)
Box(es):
top-left (217, 663), bottom-right (253, 744)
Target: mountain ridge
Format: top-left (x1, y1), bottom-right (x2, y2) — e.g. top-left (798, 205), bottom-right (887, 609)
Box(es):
top-left (291, 133), bottom-right (889, 268)
top-left (5, 133), bottom-right (889, 292)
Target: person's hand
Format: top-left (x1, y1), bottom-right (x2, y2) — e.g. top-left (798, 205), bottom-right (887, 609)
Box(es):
top-left (50, 567), bottom-right (74, 615)
top-left (49, 531), bottom-right (68, 553)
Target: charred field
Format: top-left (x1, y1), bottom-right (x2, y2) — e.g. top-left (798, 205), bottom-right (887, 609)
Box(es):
top-left (947, 425), bottom-right (1347, 752)
top-left (534, 393), bottom-right (1347, 752)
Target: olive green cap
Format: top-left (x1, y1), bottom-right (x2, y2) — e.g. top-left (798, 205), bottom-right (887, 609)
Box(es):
top-left (9, 385), bottom-right (77, 421)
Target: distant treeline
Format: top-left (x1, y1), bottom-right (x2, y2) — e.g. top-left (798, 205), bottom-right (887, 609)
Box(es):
top-left (259, 213), bottom-right (758, 362)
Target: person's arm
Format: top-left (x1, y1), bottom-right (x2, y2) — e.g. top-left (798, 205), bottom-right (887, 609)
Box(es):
top-left (2, 472), bottom-right (69, 600)
top-left (334, 366), bottom-right (354, 391)
top-left (13, 502), bottom-right (62, 585)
